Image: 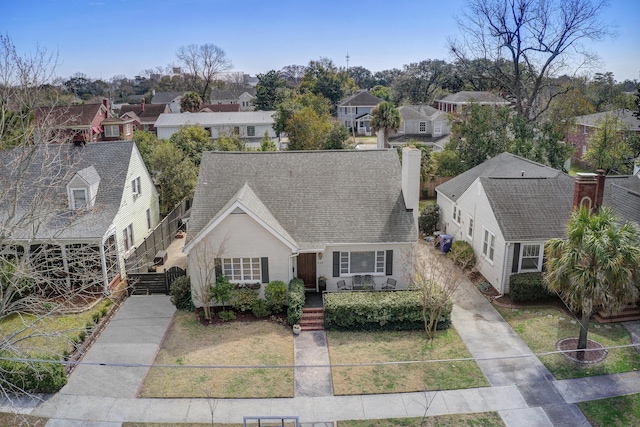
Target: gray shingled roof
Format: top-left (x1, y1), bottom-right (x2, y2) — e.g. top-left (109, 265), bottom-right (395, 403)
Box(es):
top-left (574, 109), bottom-right (640, 131)
top-left (0, 141), bottom-right (135, 240)
top-left (437, 91), bottom-right (509, 104)
top-left (398, 105), bottom-right (442, 121)
top-left (436, 152), bottom-right (562, 202)
top-left (339, 91), bottom-right (384, 107)
top-left (186, 150), bottom-right (416, 250)
top-left (151, 91), bottom-right (183, 104)
top-left (481, 175), bottom-right (575, 241)
top-left (602, 175), bottom-right (640, 225)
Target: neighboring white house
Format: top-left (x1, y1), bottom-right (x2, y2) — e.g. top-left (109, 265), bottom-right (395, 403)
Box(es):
top-left (435, 152), bottom-right (640, 295)
top-left (337, 91), bottom-right (384, 135)
top-left (0, 141), bottom-right (160, 292)
top-left (183, 147), bottom-right (421, 306)
top-left (154, 111), bottom-right (278, 149)
top-left (210, 87), bottom-right (256, 111)
top-left (435, 91), bottom-right (510, 113)
top-left (151, 91), bottom-right (184, 113)
top-left (388, 105), bottom-right (450, 150)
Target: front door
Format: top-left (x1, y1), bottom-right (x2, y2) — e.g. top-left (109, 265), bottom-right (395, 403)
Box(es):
top-left (297, 253), bottom-right (317, 290)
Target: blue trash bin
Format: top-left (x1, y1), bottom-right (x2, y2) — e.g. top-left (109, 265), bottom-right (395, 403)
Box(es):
top-left (440, 234), bottom-right (453, 253)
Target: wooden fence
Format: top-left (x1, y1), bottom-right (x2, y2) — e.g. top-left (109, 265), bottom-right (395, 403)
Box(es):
top-left (125, 200), bottom-right (189, 274)
top-left (129, 266), bottom-right (186, 295)
top-left (421, 176), bottom-right (453, 199)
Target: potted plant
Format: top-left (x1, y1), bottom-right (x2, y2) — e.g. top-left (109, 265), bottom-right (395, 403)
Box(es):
top-left (318, 276), bottom-right (327, 292)
top-left (292, 324), bottom-right (301, 335)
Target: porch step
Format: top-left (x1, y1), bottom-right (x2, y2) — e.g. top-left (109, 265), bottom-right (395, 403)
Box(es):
top-left (300, 307), bottom-right (325, 331)
top-left (594, 307), bottom-right (640, 323)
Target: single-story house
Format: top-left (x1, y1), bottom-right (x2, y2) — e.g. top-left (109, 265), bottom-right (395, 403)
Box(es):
top-left (154, 111), bottom-right (278, 149)
top-left (435, 91), bottom-right (510, 113)
top-left (119, 103), bottom-right (171, 132)
top-left (183, 147), bottom-right (421, 306)
top-left (436, 152), bottom-right (640, 295)
top-left (389, 105), bottom-right (450, 150)
top-left (0, 141), bottom-right (160, 292)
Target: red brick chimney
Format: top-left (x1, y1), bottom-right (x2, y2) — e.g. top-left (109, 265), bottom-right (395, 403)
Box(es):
top-left (573, 173), bottom-right (598, 213)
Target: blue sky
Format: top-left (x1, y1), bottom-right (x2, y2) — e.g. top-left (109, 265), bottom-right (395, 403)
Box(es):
top-left (1, 0), bottom-right (639, 82)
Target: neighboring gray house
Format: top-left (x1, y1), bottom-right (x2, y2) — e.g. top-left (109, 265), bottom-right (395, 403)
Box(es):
top-left (337, 91), bottom-right (384, 135)
top-left (436, 152), bottom-right (640, 295)
top-left (183, 147), bottom-right (421, 302)
top-left (436, 91), bottom-right (510, 112)
top-left (0, 141), bottom-right (160, 292)
top-left (154, 111), bottom-right (278, 149)
top-left (389, 105), bottom-right (450, 150)
top-left (151, 91), bottom-right (184, 113)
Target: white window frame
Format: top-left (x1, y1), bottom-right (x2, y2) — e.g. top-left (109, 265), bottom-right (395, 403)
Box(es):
top-left (123, 224), bottom-right (134, 251)
top-left (434, 121), bottom-right (442, 135)
top-left (452, 206), bottom-right (461, 225)
top-left (419, 121), bottom-right (427, 133)
top-left (467, 215), bottom-right (474, 239)
top-left (520, 243), bottom-right (543, 272)
top-left (247, 125), bottom-right (255, 137)
top-left (124, 123), bottom-right (131, 135)
top-left (339, 250), bottom-right (385, 275)
top-left (71, 188), bottom-right (87, 210)
top-left (482, 228), bottom-right (495, 263)
top-left (222, 257), bottom-right (261, 282)
top-left (132, 176), bottom-right (141, 198)
top-left (104, 125), bottom-right (119, 138)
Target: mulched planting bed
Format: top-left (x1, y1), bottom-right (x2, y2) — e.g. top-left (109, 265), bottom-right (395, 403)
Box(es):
top-left (557, 338), bottom-right (608, 364)
top-left (195, 307), bottom-right (288, 326)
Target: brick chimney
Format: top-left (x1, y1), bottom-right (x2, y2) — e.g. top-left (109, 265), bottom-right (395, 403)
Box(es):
top-left (572, 173), bottom-right (598, 213)
top-left (141, 98), bottom-right (145, 112)
top-left (402, 146), bottom-right (421, 233)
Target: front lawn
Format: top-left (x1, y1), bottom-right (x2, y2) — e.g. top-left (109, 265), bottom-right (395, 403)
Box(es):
top-left (338, 412), bottom-right (505, 427)
top-left (0, 299), bottom-right (112, 357)
top-left (327, 327), bottom-right (489, 395)
top-left (578, 394), bottom-right (640, 427)
top-left (0, 412), bottom-right (48, 427)
top-left (496, 307), bottom-right (640, 379)
top-left (138, 311), bottom-right (294, 398)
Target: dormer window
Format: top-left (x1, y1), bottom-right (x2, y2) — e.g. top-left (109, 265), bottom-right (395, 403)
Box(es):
top-left (104, 125), bottom-right (119, 138)
top-left (67, 166), bottom-right (100, 211)
top-left (72, 189), bottom-right (87, 209)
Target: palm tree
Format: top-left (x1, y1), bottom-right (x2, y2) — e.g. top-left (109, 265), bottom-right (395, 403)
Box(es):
top-left (371, 101), bottom-right (400, 148)
top-left (545, 207), bottom-right (640, 360)
top-left (180, 91), bottom-right (203, 113)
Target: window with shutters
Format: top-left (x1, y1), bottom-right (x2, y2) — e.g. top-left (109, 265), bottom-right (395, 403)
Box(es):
top-left (520, 244), bottom-right (542, 271)
top-left (339, 251), bottom-right (385, 275)
top-left (222, 257), bottom-right (261, 281)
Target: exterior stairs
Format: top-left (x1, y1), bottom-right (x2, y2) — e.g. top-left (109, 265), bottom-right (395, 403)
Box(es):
top-left (300, 307), bottom-right (325, 331)
top-left (594, 306), bottom-right (640, 323)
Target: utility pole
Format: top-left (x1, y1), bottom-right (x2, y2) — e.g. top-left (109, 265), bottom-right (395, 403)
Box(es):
top-left (346, 52), bottom-right (350, 74)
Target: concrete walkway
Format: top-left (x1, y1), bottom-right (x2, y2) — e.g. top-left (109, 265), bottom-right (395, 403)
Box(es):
top-left (294, 331), bottom-right (333, 397)
top-left (2, 244), bottom-right (640, 425)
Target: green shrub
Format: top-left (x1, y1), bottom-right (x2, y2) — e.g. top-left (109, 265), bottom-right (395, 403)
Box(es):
top-left (509, 272), bottom-right (554, 302)
top-left (324, 291), bottom-right (452, 331)
top-left (218, 310), bottom-right (236, 321)
top-left (169, 276), bottom-right (193, 310)
top-left (100, 306), bottom-right (108, 317)
top-left (251, 299), bottom-right (272, 318)
top-left (77, 330), bottom-right (86, 342)
top-left (92, 312), bottom-right (101, 323)
top-left (287, 278), bottom-right (305, 325)
top-left (232, 288), bottom-right (259, 312)
top-left (0, 356), bottom-right (67, 393)
top-left (211, 275), bottom-right (234, 310)
top-left (264, 280), bottom-right (287, 313)
top-left (419, 203), bottom-right (440, 235)
top-left (447, 240), bottom-right (476, 270)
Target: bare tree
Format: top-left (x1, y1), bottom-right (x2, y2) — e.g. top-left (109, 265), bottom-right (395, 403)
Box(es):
top-left (176, 43), bottom-right (232, 100)
top-left (449, 0), bottom-right (612, 121)
top-left (191, 238), bottom-right (227, 321)
top-left (409, 245), bottom-right (465, 342)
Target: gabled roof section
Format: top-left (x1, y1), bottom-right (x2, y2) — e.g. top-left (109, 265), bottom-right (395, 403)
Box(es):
top-left (0, 141), bottom-right (136, 240)
top-left (35, 103), bottom-right (107, 128)
top-left (339, 91), bottom-right (384, 107)
top-left (151, 91), bottom-right (183, 104)
top-left (436, 152), bottom-right (562, 202)
top-left (481, 175), bottom-right (575, 241)
top-left (119, 104), bottom-right (169, 121)
top-left (186, 183), bottom-right (297, 252)
top-left (398, 105), bottom-right (441, 121)
top-left (438, 91), bottom-right (509, 104)
top-left (187, 150), bottom-right (416, 250)
top-left (574, 109), bottom-right (640, 131)
top-left (200, 104), bottom-right (241, 112)
top-left (601, 175), bottom-right (640, 225)
top-left (75, 165), bottom-right (100, 187)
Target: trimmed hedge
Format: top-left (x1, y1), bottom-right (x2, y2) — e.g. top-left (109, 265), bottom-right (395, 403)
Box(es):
top-left (287, 278), bottom-right (305, 325)
top-left (509, 272), bottom-right (554, 302)
top-left (0, 356), bottom-right (67, 393)
top-left (419, 203), bottom-right (440, 235)
top-left (169, 276), bottom-right (193, 310)
top-left (265, 280), bottom-right (287, 313)
top-left (324, 291), bottom-right (452, 331)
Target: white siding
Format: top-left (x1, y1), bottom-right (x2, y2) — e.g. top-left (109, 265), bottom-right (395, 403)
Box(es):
top-left (111, 144), bottom-right (160, 278)
top-left (320, 243), bottom-right (414, 291)
top-left (188, 213), bottom-right (293, 307)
